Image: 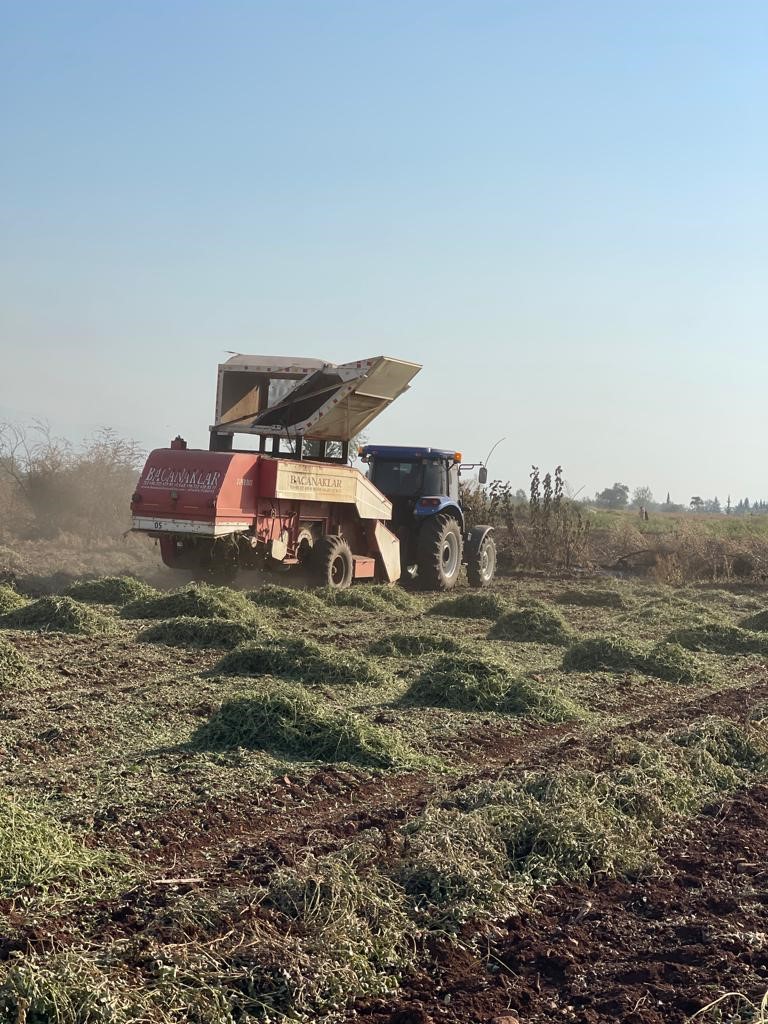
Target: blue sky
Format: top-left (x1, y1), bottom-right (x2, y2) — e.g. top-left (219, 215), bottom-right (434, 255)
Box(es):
top-left (1, 0), bottom-right (766, 502)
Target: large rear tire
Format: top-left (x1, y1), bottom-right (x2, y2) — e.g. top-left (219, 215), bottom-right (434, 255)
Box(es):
top-left (417, 514), bottom-right (463, 591)
top-left (313, 536), bottom-right (354, 589)
top-left (467, 533), bottom-right (497, 588)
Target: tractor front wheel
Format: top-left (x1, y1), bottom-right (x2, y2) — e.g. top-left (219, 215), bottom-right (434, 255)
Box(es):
top-left (313, 536), bottom-right (354, 589)
top-left (467, 533), bottom-right (497, 588)
top-left (417, 514), bottom-right (463, 591)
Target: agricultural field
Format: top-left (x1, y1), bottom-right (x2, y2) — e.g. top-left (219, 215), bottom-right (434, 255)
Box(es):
top-left (2, 571), bottom-right (768, 1022)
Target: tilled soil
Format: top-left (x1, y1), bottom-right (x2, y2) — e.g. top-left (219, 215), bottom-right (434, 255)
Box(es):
top-left (352, 784), bottom-right (768, 1024)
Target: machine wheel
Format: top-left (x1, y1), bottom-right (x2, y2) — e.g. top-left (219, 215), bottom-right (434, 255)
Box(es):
top-left (417, 514), bottom-right (463, 591)
top-left (467, 533), bottom-right (497, 588)
top-left (313, 536), bottom-right (354, 589)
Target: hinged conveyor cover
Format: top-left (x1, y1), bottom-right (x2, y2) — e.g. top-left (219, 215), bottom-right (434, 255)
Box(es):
top-left (213, 355), bottom-right (421, 442)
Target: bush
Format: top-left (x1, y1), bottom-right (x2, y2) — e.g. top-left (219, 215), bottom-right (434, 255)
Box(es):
top-left (64, 575), bottom-right (155, 606)
top-left (191, 685), bottom-right (411, 766)
top-left (0, 596), bottom-right (116, 636)
top-left (138, 617), bottom-right (265, 650)
top-left (489, 605), bottom-right (571, 645)
top-left (122, 584), bottom-right (254, 621)
top-left (427, 592), bottom-right (508, 621)
top-left (212, 637), bottom-right (384, 685)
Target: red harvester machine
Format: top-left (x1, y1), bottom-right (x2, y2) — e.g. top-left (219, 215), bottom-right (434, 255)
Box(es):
top-left (130, 355), bottom-right (421, 588)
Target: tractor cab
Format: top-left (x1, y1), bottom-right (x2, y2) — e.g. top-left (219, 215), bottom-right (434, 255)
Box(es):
top-left (359, 444), bottom-right (496, 590)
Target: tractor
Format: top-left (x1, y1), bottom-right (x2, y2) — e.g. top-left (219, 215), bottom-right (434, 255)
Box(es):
top-left (129, 353), bottom-right (496, 591)
top-left (359, 445), bottom-right (496, 590)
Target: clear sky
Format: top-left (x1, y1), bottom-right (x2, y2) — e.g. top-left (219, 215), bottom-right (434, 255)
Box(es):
top-left (1, 0), bottom-right (766, 503)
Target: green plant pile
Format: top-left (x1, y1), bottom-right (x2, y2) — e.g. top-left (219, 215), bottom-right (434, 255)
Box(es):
top-left (0, 792), bottom-right (108, 898)
top-left (122, 583), bottom-right (255, 621)
top-left (393, 717), bottom-right (768, 931)
top-left (556, 587), bottom-right (629, 610)
top-left (628, 593), bottom-right (720, 628)
top-left (247, 584), bottom-right (328, 615)
top-left (667, 623), bottom-right (768, 656)
top-left (562, 635), bottom-right (706, 683)
top-left (138, 616), bottom-right (265, 650)
top-left (368, 632), bottom-right (462, 657)
top-left (321, 585), bottom-right (416, 614)
top-left (64, 575), bottom-right (156, 606)
top-left (739, 609), bottom-right (768, 632)
top-left (427, 592), bottom-right (508, 621)
top-left (0, 585), bottom-right (26, 615)
top-left (212, 637), bottom-right (384, 685)
top-left (0, 596), bottom-right (116, 636)
top-left (489, 604), bottom-right (572, 645)
top-left (406, 652), bottom-right (578, 719)
top-left (0, 637), bottom-right (44, 689)
top-left (192, 684), bottom-right (411, 767)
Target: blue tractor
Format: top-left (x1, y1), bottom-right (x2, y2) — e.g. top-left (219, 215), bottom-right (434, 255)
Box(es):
top-left (359, 445), bottom-right (497, 591)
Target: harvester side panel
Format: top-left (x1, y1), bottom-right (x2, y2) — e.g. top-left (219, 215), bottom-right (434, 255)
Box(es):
top-left (132, 450), bottom-right (259, 536)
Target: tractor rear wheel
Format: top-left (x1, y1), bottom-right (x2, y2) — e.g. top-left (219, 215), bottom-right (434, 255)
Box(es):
top-left (313, 536), bottom-right (354, 589)
top-left (467, 533), bottom-right (497, 588)
top-left (417, 514), bottom-right (463, 591)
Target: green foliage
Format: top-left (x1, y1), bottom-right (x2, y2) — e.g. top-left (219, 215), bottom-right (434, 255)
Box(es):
top-left (64, 575), bottom-right (156, 606)
top-left (0, 585), bottom-right (27, 615)
top-left (556, 587), bottom-right (630, 610)
top-left (247, 583), bottom-right (327, 614)
top-left (739, 608), bottom-right (768, 632)
top-left (138, 616), bottom-right (265, 650)
top-left (427, 592), bottom-right (508, 620)
top-left (0, 595), bottom-right (116, 635)
top-left (563, 635), bottom-right (707, 683)
top-left (667, 623), bottom-right (768, 655)
top-left (192, 685), bottom-right (411, 767)
top-left (368, 632), bottom-right (462, 657)
top-left (0, 636), bottom-right (44, 689)
top-left (212, 637), bottom-right (384, 685)
top-left (396, 717), bottom-right (768, 932)
top-left (321, 585), bottom-right (416, 614)
top-left (406, 653), bottom-right (579, 720)
top-left (122, 583), bottom-right (255, 621)
top-left (489, 604), bottom-right (572, 645)
top-left (263, 842), bottom-right (416, 1010)
top-left (0, 792), bottom-right (107, 897)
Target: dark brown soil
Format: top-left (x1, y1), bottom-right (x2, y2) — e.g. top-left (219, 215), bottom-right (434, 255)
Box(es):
top-left (351, 784), bottom-right (768, 1023)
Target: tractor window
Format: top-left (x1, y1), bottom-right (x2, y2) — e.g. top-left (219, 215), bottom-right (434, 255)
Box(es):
top-left (370, 460), bottom-right (423, 496)
top-left (370, 459), bottom-right (447, 497)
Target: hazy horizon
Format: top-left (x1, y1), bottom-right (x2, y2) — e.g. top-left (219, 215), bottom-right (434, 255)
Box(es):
top-left (2, 1), bottom-right (766, 505)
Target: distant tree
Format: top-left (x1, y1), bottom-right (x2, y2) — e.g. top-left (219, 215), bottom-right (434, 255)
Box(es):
top-left (726, 495), bottom-right (732, 515)
top-left (703, 496), bottom-right (721, 514)
top-left (690, 496), bottom-right (704, 512)
top-left (514, 488), bottom-right (527, 503)
top-left (596, 482), bottom-right (630, 509)
top-left (631, 485), bottom-right (654, 508)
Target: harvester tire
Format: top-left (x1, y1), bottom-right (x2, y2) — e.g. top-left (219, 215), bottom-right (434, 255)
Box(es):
top-left (313, 536), bottom-right (354, 590)
top-left (417, 514), bottom-right (463, 591)
top-left (467, 533), bottom-right (497, 588)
